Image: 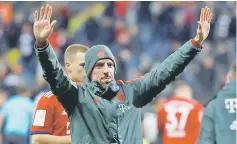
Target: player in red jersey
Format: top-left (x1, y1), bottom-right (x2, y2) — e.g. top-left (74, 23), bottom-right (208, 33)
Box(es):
top-left (158, 81), bottom-right (204, 144)
top-left (31, 44), bottom-right (88, 144)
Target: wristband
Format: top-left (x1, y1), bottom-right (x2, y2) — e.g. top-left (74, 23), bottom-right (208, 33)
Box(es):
top-left (36, 40), bottom-right (48, 48)
top-left (191, 39), bottom-right (201, 48)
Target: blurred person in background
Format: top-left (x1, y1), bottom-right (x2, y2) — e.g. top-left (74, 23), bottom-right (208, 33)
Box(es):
top-left (198, 62), bottom-right (236, 144)
top-left (31, 44), bottom-right (88, 144)
top-left (0, 84), bottom-right (34, 144)
top-left (0, 89), bottom-right (8, 110)
top-left (3, 63), bottom-right (24, 96)
top-left (0, 19), bottom-right (10, 54)
top-left (18, 22), bottom-right (36, 89)
top-left (158, 81), bottom-right (204, 144)
top-left (0, 59), bottom-right (8, 89)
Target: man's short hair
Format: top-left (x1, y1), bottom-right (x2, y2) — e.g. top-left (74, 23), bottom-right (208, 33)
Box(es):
top-left (64, 44), bottom-right (89, 62)
top-left (173, 81), bottom-right (193, 94)
top-left (174, 81), bottom-right (190, 90)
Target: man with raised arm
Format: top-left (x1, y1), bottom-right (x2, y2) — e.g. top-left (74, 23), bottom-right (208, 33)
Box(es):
top-left (33, 4), bottom-right (212, 144)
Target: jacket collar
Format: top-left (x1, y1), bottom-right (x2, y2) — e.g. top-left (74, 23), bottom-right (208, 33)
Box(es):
top-left (84, 78), bottom-right (120, 100)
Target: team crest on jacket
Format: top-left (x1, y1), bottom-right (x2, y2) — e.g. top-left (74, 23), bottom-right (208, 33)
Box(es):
top-left (93, 97), bottom-right (99, 103)
top-left (116, 92), bottom-right (126, 102)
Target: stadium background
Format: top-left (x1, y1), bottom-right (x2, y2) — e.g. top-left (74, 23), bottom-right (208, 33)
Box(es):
top-left (0, 1), bottom-right (236, 144)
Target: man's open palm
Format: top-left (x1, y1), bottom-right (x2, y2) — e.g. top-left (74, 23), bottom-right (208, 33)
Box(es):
top-left (33, 4), bottom-right (57, 42)
top-left (195, 6), bottom-right (213, 45)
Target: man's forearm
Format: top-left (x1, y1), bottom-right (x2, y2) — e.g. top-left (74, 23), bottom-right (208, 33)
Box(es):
top-left (34, 41), bottom-right (78, 114)
top-left (132, 39), bottom-right (202, 106)
top-left (154, 39), bottom-right (201, 81)
top-left (32, 134), bottom-right (71, 144)
top-left (34, 41), bottom-right (65, 79)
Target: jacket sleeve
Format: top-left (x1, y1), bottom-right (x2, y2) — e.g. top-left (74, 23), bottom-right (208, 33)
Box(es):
top-left (122, 40), bottom-right (202, 107)
top-left (197, 100), bottom-right (216, 144)
top-left (34, 43), bottom-right (78, 115)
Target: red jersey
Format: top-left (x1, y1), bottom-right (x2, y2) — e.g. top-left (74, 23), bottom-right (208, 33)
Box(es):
top-left (31, 91), bottom-right (70, 136)
top-left (158, 97), bottom-right (203, 144)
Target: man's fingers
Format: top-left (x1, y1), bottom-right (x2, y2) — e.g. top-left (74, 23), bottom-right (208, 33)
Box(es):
top-left (43, 4), bottom-right (49, 20)
top-left (46, 6), bottom-right (52, 21)
top-left (200, 8), bottom-right (204, 22)
top-left (39, 6), bottom-right (44, 20)
top-left (208, 13), bottom-right (213, 23)
top-left (203, 6), bottom-right (208, 21)
top-left (34, 11), bottom-right (38, 22)
top-left (205, 7), bottom-right (210, 21)
top-left (50, 20), bottom-right (57, 30)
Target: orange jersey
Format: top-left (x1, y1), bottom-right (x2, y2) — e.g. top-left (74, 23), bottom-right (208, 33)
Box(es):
top-left (31, 91), bottom-right (70, 136)
top-left (158, 97), bottom-right (203, 144)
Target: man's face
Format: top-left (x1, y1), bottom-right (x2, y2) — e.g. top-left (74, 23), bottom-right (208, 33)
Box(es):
top-left (91, 59), bottom-right (115, 88)
top-left (66, 52), bottom-right (86, 83)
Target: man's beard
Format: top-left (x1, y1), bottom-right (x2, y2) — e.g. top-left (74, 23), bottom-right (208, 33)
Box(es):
top-left (101, 81), bottom-right (111, 88)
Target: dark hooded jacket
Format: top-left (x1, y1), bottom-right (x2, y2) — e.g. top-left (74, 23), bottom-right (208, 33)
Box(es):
top-left (35, 40), bottom-right (201, 144)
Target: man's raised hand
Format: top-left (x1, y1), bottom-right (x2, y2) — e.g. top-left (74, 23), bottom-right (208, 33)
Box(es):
top-left (194, 6), bottom-right (213, 45)
top-left (33, 4), bottom-right (57, 43)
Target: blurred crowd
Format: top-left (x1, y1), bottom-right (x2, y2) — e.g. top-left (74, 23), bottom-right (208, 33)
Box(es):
top-left (0, 1), bottom-right (236, 144)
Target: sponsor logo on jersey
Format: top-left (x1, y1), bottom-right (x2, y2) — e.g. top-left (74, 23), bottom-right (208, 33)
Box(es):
top-left (225, 98), bottom-right (237, 130)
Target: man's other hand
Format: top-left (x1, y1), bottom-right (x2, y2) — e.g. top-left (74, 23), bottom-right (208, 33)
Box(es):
top-left (33, 4), bottom-right (57, 43)
top-left (194, 6), bottom-right (213, 45)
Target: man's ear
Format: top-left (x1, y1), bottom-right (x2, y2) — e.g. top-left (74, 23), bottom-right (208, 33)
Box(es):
top-left (65, 61), bottom-right (71, 73)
